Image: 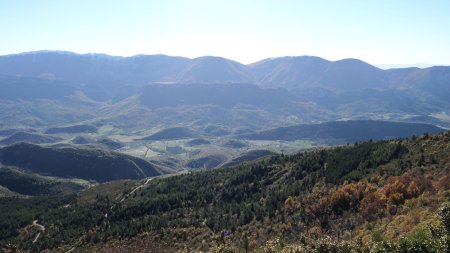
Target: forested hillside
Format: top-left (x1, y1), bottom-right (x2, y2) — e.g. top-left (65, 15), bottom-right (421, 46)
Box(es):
top-left (241, 120), bottom-right (445, 143)
top-left (1, 132), bottom-right (450, 252)
top-left (0, 143), bottom-right (170, 182)
top-left (0, 166), bottom-right (86, 196)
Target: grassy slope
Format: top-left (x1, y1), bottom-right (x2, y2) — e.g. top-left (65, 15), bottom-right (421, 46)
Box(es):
top-left (0, 185), bottom-right (21, 198)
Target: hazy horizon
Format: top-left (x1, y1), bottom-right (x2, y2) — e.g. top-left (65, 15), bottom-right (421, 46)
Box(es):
top-left (1, 0), bottom-right (449, 65)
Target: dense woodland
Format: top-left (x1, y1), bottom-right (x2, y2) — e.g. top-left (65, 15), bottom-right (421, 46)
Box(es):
top-left (1, 132), bottom-right (450, 252)
top-left (0, 166), bottom-right (84, 196)
top-left (0, 143), bottom-right (169, 182)
top-left (241, 120), bottom-right (445, 143)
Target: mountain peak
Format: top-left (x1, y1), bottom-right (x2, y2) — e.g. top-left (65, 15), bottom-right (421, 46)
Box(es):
top-left (249, 55), bottom-right (329, 67)
top-left (333, 58), bottom-right (381, 70)
top-left (177, 56), bottom-right (256, 84)
top-left (249, 56), bottom-right (389, 90)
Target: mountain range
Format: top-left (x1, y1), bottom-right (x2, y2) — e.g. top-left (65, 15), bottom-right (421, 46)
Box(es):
top-left (1, 52), bottom-right (449, 92)
top-left (0, 51), bottom-right (449, 131)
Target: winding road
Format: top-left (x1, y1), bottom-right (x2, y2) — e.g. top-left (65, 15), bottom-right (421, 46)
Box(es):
top-left (31, 220), bottom-right (45, 243)
top-left (120, 177), bottom-right (153, 202)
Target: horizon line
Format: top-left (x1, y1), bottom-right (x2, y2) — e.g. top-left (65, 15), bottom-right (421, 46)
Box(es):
top-left (1, 50), bottom-right (449, 68)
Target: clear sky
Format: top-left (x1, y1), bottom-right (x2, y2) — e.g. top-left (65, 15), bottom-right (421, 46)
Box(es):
top-left (1, 0), bottom-right (449, 65)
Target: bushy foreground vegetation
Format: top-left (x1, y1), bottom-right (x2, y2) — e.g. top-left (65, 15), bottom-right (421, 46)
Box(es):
top-left (1, 132), bottom-right (450, 252)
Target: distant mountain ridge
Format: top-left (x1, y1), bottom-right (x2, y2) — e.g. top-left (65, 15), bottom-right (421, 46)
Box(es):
top-left (248, 56), bottom-right (388, 90)
top-left (248, 56), bottom-right (450, 94)
top-left (0, 51), bottom-right (254, 87)
top-left (1, 51), bottom-right (449, 93)
top-left (0, 132), bottom-right (62, 145)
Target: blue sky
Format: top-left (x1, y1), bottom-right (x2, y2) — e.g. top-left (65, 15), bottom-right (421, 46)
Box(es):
top-left (1, 0), bottom-right (449, 64)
